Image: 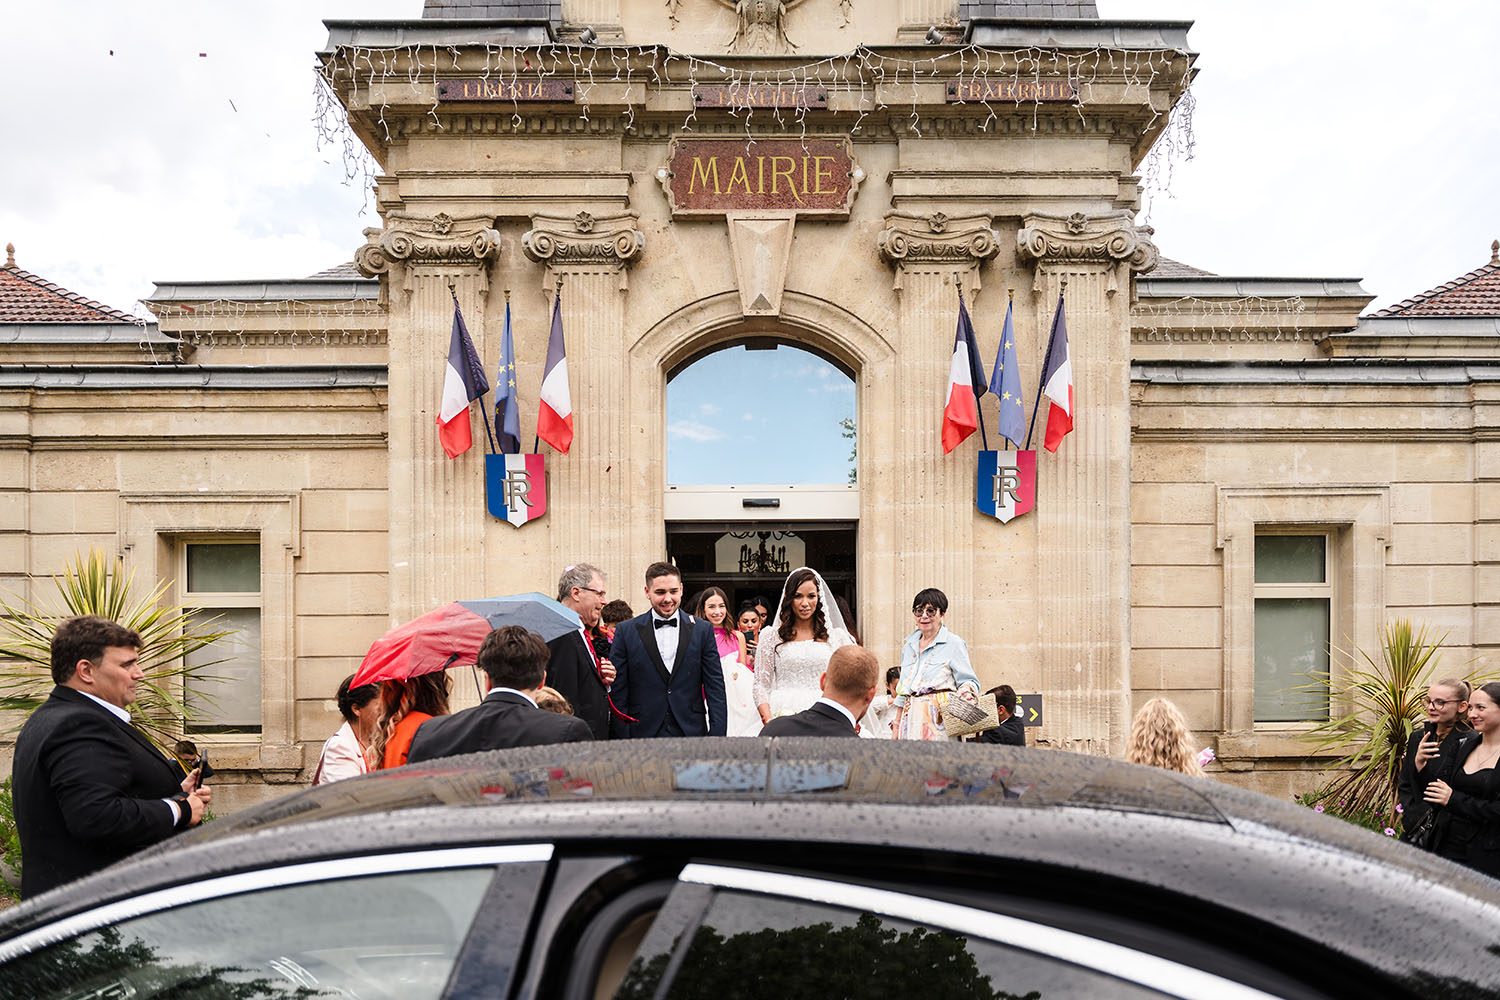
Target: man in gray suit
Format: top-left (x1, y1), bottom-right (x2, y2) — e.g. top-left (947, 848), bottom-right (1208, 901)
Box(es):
top-left (409, 626), bottom-right (592, 761)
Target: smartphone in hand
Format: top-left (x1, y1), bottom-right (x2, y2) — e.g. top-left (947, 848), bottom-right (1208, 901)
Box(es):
top-left (190, 751), bottom-right (215, 790)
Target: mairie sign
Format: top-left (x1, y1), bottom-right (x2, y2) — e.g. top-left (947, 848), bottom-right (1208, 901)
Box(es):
top-left (977, 450), bottom-right (1036, 524)
top-left (485, 454), bottom-right (548, 528)
top-left (658, 137), bottom-right (861, 217)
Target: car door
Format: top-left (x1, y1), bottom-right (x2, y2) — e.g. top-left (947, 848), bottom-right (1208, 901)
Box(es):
top-left (0, 844), bottom-right (550, 1000)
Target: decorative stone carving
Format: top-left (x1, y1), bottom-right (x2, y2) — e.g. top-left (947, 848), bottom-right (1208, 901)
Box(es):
top-left (1015, 211), bottom-right (1159, 273)
top-left (877, 213), bottom-right (1000, 265)
top-left (718, 0), bottom-right (804, 53)
top-left (353, 213), bottom-right (501, 276)
top-left (521, 213), bottom-right (645, 266)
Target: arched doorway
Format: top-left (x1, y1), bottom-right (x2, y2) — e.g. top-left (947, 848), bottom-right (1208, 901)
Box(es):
top-left (664, 336), bottom-right (858, 622)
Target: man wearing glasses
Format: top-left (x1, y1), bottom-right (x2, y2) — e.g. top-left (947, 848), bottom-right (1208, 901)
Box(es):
top-left (547, 563), bottom-right (618, 740)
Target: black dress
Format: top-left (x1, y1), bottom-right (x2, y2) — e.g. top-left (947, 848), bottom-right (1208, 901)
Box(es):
top-left (1430, 736), bottom-right (1500, 879)
top-left (1398, 724), bottom-right (1470, 843)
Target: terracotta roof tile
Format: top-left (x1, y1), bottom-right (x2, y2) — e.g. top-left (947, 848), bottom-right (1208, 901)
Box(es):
top-left (1, 246), bottom-right (139, 324)
top-left (1371, 241), bottom-right (1500, 318)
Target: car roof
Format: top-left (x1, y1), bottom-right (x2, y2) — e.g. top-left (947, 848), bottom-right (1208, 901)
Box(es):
top-left (5, 740), bottom-right (1499, 998)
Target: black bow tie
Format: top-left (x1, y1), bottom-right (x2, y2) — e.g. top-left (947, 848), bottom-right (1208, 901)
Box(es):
top-left (654, 617), bottom-right (678, 629)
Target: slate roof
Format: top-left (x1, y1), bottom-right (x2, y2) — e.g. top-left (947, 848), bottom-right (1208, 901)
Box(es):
top-left (421, 0), bottom-right (1101, 19)
top-left (423, 0), bottom-right (560, 17)
top-left (960, 1), bottom-right (1100, 17)
top-left (0, 244), bottom-right (138, 324)
top-left (1370, 241), bottom-right (1500, 318)
top-left (1150, 257), bottom-right (1216, 278)
top-left (308, 262), bottom-right (364, 279)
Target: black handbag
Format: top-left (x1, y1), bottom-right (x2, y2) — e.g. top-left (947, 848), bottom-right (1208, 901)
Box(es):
top-left (1407, 808), bottom-right (1439, 851)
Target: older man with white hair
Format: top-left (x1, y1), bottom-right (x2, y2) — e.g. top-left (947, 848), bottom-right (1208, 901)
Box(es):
top-left (546, 562), bottom-right (617, 739)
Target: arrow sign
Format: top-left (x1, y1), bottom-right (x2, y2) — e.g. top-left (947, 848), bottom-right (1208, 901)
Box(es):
top-left (1014, 693), bottom-right (1044, 728)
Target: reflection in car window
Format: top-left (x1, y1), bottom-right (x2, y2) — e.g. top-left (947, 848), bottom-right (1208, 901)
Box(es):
top-left (0, 868), bottom-right (495, 1000)
top-left (620, 891), bottom-right (1170, 999)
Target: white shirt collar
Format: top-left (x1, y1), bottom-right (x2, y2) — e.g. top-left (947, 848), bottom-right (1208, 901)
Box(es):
top-left (487, 686), bottom-right (538, 707)
top-left (75, 689), bottom-right (131, 724)
top-left (814, 696), bottom-right (858, 728)
top-left (652, 609), bottom-right (680, 624)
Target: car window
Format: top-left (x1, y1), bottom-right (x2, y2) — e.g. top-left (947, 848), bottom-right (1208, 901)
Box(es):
top-left (615, 889), bottom-right (1171, 999)
top-left (0, 867), bottom-right (497, 1000)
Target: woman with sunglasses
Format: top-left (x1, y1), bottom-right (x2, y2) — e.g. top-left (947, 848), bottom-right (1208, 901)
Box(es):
top-left (893, 588), bottom-right (980, 741)
top-left (1399, 678), bottom-right (1471, 845)
top-left (1423, 682), bottom-right (1500, 877)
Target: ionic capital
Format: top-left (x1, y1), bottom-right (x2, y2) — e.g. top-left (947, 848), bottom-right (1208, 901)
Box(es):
top-left (1016, 211), bottom-right (1159, 273)
top-left (353, 212), bottom-right (502, 276)
top-left (877, 213), bottom-right (1001, 266)
top-left (521, 212), bottom-right (645, 267)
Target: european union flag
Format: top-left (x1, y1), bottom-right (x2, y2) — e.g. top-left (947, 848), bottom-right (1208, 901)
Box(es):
top-left (989, 299), bottom-right (1026, 448)
top-left (494, 299), bottom-right (521, 454)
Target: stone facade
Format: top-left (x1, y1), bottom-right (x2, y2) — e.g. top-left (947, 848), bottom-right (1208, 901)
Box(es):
top-left (1, 1), bottom-right (1492, 811)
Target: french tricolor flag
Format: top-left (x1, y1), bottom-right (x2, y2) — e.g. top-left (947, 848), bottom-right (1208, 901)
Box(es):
top-left (940, 293), bottom-right (983, 454)
top-left (1040, 293), bottom-right (1073, 453)
top-left (436, 297), bottom-right (490, 459)
top-left (536, 292), bottom-right (574, 454)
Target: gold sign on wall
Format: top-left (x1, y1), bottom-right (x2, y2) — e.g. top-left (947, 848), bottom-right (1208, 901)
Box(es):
top-left (657, 137), bottom-right (863, 217)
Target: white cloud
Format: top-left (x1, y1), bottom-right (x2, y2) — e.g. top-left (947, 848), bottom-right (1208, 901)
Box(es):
top-left (667, 420), bottom-right (724, 443)
top-left (698, 402), bottom-right (721, 417)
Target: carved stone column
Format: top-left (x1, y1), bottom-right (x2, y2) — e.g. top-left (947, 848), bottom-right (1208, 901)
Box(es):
top-left (878, 213), bottom-right (999, 642)
top-left (356, 213), bottom-right (502, 628)
top-left (1015, 210), bottom-right (1158, 754)
top-left (522, 212), bottom-right (644, 592)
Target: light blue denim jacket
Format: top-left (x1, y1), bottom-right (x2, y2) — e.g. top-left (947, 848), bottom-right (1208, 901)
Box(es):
top-left (895, 626), bottom-right (979, 707)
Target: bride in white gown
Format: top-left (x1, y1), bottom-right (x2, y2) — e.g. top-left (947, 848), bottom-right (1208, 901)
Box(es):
top-left (754, 567), bottom-right (854, 723)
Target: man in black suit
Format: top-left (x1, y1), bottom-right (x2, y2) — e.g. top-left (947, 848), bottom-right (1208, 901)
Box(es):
top-left (608, 562), bottom-right (727, 738)
top-left (761, 644), bottom-right (880, 738)
top-left (13, 616), bottom-right (212, 898)
top-left (408, 625), bottom-right (593, 761)
top-left (975, 684), bottom-right (1026, 746)
top-left (545, 562), bottom-right (617, 740)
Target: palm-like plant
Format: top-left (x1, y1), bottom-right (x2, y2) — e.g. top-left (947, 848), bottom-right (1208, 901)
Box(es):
top-left (0, 549), bottom-right (232, 748)
top-left (1298, 620), bottom-right (1448, 831)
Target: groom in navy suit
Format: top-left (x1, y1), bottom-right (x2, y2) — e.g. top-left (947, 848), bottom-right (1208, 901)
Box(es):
top-left (609, 561), bottom-right (727, 738)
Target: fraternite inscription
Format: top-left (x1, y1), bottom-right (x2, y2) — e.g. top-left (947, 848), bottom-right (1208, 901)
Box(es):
top-left (661, 138), bottom-right (860, 216)
top-left (946, 79), bottom-right (1077, 103)
top-left (437, 78), bottom-right (576, 102)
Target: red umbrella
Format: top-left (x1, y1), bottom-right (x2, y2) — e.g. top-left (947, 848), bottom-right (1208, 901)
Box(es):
top-left (352, 594), bottom-right (583, 688)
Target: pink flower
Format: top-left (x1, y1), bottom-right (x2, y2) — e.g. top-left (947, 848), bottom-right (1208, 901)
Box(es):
top-left (1196, 747), bottom-right (1216, 768)
top-left (1313, 804), bottom-right (1325, 813)
top-left (1384, 827), bottom-right (1396, 837)
top-left (1395, 803), bottom-right (1404, 814)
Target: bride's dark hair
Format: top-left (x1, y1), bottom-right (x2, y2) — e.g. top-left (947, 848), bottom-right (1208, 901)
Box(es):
top-left (775, 568), bottom-right (828, 645)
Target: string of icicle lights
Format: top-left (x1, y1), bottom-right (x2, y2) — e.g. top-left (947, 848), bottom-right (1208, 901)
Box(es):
top-left (1134, 296), bottom-right (1308, 342)
top-left (314, 40), bottom-right (1196, 216)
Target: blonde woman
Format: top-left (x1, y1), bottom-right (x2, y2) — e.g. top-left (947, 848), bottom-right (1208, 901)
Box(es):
top-left (1124, 697), bottom-right (1204, 776)
top-left (368, 672), bottom-right (452, 770)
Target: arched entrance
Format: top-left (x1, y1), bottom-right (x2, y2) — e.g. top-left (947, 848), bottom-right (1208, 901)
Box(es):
top-left (664, 336), bottom-right (857, 615)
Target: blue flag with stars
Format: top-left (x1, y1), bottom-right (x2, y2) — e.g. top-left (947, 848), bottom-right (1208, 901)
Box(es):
top-left (989, 299), bottom-right (1026, 448)
top-left (494, 299), bottom-right (521, 454)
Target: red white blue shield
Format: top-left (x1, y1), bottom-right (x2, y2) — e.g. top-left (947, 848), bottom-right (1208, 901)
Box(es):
top-left (486, 453), bottom-right (548, 527)
top-left (977, 450), bottom-right (1035, 524)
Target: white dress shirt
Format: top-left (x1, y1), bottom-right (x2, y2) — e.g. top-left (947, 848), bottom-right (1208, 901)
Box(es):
top-left (76, 689), bottom-right (183, 825)
top-left (652, 611), bottom-right (682, 673)
top-left (814, 696), bottom-right (858, 729)
top-left (487, 686), bottom-right (539, 707)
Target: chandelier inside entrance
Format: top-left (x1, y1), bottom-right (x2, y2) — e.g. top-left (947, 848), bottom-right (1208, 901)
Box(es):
top-left (733, 531), bottom-right (794, 575)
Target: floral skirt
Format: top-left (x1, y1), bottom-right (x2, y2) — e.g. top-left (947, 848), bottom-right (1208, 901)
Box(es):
top-left (898, 691), bottom-right (954, 741)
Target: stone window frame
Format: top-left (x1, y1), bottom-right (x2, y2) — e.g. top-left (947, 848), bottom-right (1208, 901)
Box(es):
top-left (1215, 485), bottom-right (1390, 761)
top-left (178, 537), bottom-right (264, 737)
top-left (118, 493), bottom-right (302, 778)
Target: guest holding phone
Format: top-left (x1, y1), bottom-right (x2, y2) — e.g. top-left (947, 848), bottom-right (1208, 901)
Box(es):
top-left (1399, 678), bottom-right (1471, 845)
top-left (1424, 682), bottom-right (1500, 877)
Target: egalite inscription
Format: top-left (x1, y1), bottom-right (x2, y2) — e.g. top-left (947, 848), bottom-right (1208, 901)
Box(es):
top-left (692, 84), bottom-right (829, 109)
top-left (659, 137), bottom-right (861, 217)
top-left (945, 79), bottom-right (1077, 103)
top-left (437, 78), bottom-right (577, 102)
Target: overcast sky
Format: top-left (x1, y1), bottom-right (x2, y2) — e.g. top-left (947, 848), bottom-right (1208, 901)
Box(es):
top-left (1, 1), bottom-right (1495, 316)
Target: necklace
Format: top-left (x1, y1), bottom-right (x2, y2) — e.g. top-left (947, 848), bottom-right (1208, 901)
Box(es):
top-left (1469, 741), bottom-right (1500, 771)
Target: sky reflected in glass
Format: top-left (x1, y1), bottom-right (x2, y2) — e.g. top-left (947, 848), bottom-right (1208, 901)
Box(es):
top-left (668, 345), bottom-right (855, 485)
